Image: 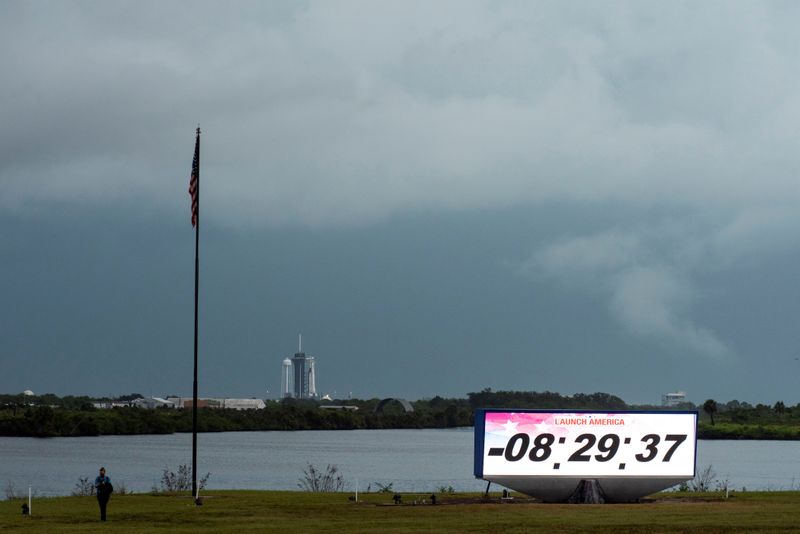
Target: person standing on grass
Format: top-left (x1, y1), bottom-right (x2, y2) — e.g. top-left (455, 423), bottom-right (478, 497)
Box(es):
top-left (94, 466), bottom-right (113, 521)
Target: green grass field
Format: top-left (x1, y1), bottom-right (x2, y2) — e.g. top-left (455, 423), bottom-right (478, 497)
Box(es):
top-left (2, 490), bottom-right (799, 533)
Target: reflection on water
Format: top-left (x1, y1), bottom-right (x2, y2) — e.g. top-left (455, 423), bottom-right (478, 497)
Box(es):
top-left (1, 430), bottom-right (798, 498)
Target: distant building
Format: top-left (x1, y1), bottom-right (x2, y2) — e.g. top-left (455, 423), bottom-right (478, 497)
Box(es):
top-left (132, 397), bottom-right (175, 409)
top-left (661, 391), bottom-right (687, 407)
top-left (285, 334), bottom-right (318, 399)
top-left (166, 397), bottom-right (210, 409)
top-left (281, 358), bottom-right (292, 398)
top-left (92, 401), bottom-right (133, 409)
top-left (164, 397), bottom-right (266, 410)
top-left (221, 398), bottom-right (266, 410)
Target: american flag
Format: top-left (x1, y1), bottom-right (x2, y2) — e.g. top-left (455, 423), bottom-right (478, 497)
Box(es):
top-left (189, 130), bottom-right (199, 227)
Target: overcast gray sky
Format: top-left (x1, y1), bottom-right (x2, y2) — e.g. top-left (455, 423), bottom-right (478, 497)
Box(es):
top-left (3, 1), bottom-right (800, 404)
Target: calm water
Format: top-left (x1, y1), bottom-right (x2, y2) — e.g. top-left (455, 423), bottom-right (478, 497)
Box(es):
top-left (1, 429), bottom-right (799, 498)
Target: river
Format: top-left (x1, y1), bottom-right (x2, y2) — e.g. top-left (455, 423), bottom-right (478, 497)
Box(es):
top-left (1, 429), bottom-right (799, 498)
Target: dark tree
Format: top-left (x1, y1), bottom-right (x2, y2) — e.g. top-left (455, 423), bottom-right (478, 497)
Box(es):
top-left (703, 399), bottom-right (718, 426)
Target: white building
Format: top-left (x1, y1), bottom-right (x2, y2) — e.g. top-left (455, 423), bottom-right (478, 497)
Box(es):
top-left (221, 398), bottom-right (266, 410)
top-left (307, 357), bottom-right (317, 398)
top-left (661, 391), bottom-right (687, 407)
top-left (164, 397), bottom-right (266, 410)
top-left (132, 397), bottom-right (175, 409)
top-left (281, 358), bottom-right (292, 398)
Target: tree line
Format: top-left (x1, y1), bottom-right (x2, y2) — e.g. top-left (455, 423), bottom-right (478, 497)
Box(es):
top-left (697, 397), bottom-right (800, 439)
top-left (1, 390), bottom-right (799, 439)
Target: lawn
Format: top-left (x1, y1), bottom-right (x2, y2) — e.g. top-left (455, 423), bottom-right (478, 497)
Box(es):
top-left (2, 490), bottom-right (799, 533)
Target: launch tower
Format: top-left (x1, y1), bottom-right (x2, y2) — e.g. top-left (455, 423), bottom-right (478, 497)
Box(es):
top-left (288, 334), bottom-right (317, 399)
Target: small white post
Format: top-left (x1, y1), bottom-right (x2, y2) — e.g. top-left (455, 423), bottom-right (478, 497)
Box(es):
top-left (28, 486), bottom-right (31, 516)
top-left (355, 478), bottom-right (358, 502)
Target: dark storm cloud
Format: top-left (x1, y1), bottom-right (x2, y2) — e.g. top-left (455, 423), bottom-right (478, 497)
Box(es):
top-left (5, 1), bottom-right (800, 222)
top-left (3, 1), bottom-right (800, 402)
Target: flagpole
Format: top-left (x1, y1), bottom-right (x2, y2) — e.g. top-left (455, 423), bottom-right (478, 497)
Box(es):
top-left (191, 126), bottom-right (200, 501)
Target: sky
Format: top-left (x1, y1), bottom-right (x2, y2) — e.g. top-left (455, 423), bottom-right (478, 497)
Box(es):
top-left (3, 1), bottom-right (800, 405)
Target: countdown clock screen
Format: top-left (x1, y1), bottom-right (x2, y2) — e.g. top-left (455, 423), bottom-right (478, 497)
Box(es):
top-left (476, 410), bottom-right (697, 478)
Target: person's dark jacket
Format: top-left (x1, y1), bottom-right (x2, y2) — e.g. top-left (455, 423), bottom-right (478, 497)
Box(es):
top-left (94, 476), bottom-right (113, 499)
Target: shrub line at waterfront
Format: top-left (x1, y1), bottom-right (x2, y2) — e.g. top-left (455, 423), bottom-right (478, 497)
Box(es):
top-left (2, 389), bottom-right (799, 439)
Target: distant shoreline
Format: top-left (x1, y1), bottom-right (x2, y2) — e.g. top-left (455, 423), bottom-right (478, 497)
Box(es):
top-left (4, 390), bottom-right (798, 439)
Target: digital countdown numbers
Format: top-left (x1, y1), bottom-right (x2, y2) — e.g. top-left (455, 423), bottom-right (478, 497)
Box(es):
top-left (475, 410), bottom-right (697, 478)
